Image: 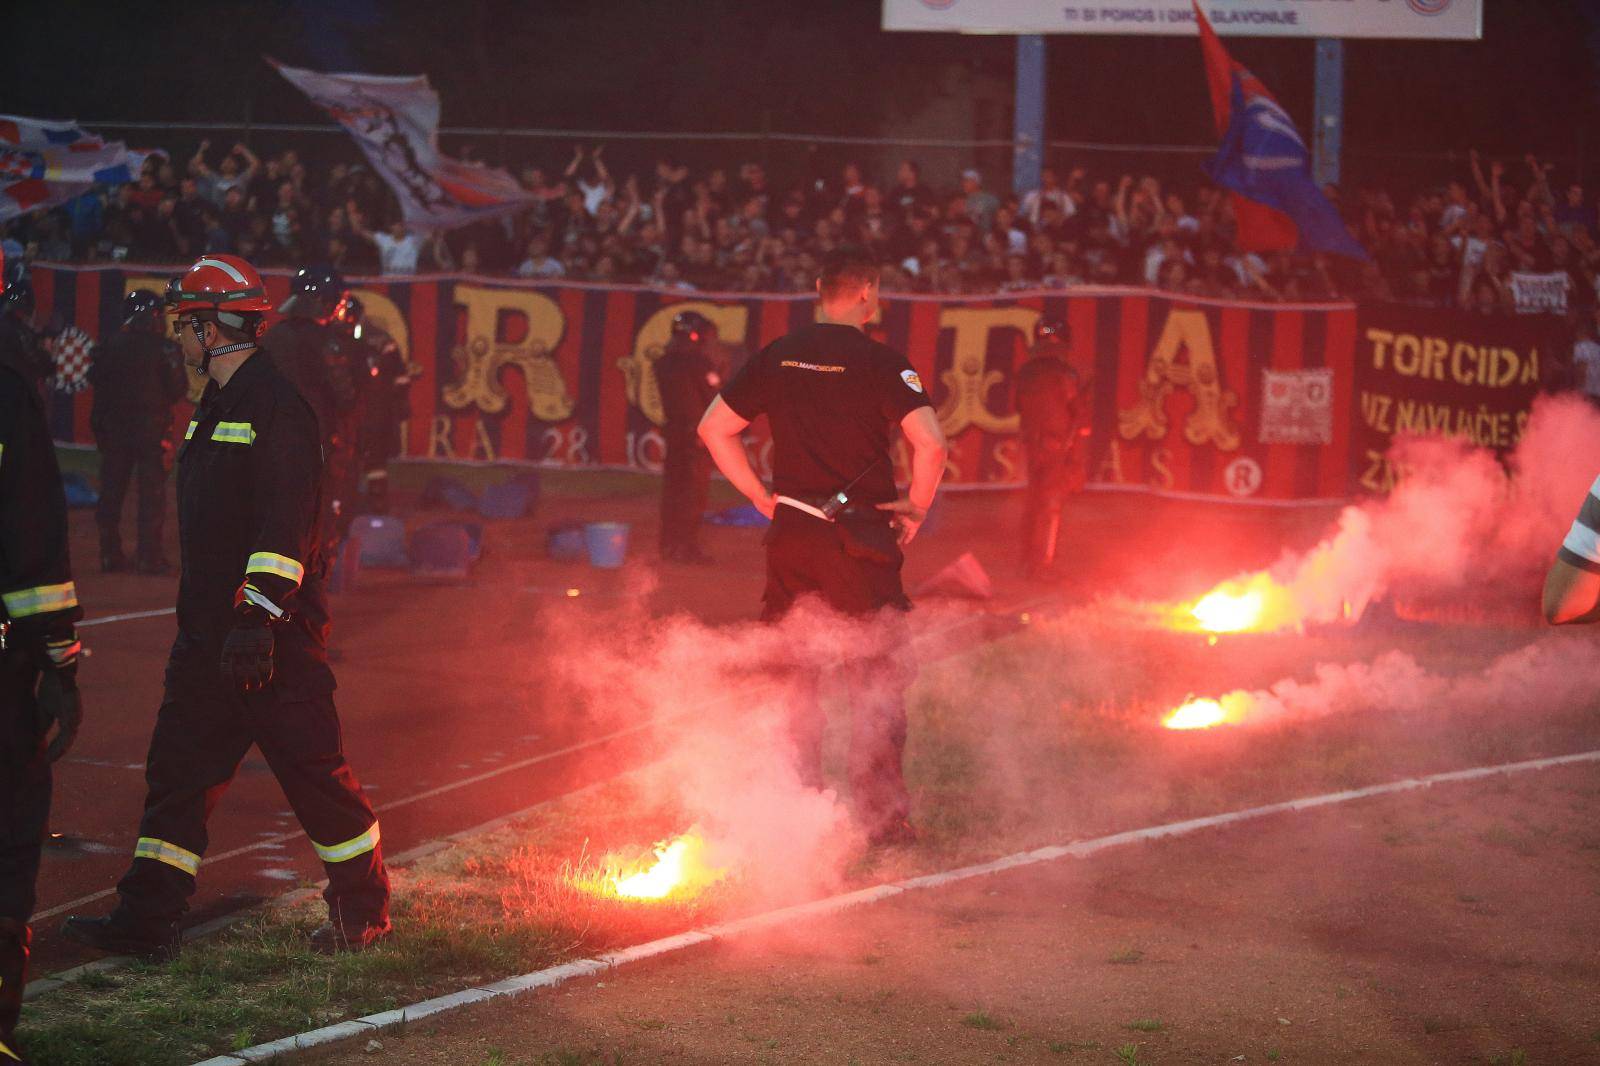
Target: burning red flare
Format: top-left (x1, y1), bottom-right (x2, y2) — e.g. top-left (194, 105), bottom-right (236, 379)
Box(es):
top-left (592, 829), bottom-right (727, 902)
top-left (1163, 698), bottom-right (1227, 729)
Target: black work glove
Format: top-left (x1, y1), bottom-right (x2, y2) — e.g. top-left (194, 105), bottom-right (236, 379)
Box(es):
top-left (37, 666), bottom-right (82, 763)
top-left (220, 607), bottom-right (276, 693)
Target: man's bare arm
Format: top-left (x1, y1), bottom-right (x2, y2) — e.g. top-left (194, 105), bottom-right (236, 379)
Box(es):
top-left (697, 397), bottom-right (777, 518)
top-left (877, 406), bottom-right (948, 545)
top-left (1543, 555), bottom-right (1600, 625)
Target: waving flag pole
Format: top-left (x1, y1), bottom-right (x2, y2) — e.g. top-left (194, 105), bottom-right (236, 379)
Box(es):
top-left (1193, 3), bottom-right (1368, 261)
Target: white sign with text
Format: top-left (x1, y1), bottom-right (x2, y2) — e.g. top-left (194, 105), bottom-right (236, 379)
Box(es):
top-left (883, 0), bottom-right (1483, 40)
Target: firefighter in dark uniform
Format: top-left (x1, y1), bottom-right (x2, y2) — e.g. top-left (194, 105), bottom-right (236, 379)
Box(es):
top-left (656, 311), bottom-right (726, 563)
top-left (63, 254), bottom-right (390, 959)
top-left (334, 296), bottom-right (411, 515)
top-left (697, 247), bottom-right (949, 846)
top-left (89, 289), bottom-right (188, 574)
top-left (262, 266), bottom-right (358, 556)
top-left (1015, 318), bottom-right (1089, 577)
top-left (0, 267), bottom-right (84, 1066)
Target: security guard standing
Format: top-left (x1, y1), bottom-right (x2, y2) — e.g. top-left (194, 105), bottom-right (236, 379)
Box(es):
top-left (1015, 319), bottom-right (1089, 577)
top-left (263, 267), bottom-right (358, 555)
top-left (335, 297), bottom-right (411, 515)
top-left (656, 311), bottom-right (725, 563)
top-left (89, 289), bottom-right (188, 574)
top-left (0, 267), bottom-right (84, 1066)
top-left (64, 254), bottom-right (390, 959)
top-left (698, 247), bottom-right (948, 846)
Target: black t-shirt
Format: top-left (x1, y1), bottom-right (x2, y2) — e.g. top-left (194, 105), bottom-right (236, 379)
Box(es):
top-left (720, 322), bottom-right (931, 505)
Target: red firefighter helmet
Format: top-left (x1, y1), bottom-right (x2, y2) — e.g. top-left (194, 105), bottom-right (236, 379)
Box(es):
top-left (165, 255), bottom-right (272, 316)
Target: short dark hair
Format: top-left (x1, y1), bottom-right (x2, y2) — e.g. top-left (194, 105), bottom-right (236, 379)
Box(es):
top-left (818, 245), bottom-right (880, 300)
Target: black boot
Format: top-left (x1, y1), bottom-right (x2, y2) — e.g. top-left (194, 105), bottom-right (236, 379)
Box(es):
top-left (99, 547), bottom-right (129, 573)
top-left (133, 556), bottom-right (172, 576)
top-left (61, 911), bottom-right (180, 961)
top-left (0, 919), bottom-right (28, 1065)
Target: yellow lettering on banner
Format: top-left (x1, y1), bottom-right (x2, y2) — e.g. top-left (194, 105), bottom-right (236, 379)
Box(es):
top-left (470, 418), bottom-right (496, 461)
top-left (1369, 328), bottom-right (1539, 392)
top-left (620, 302), bottom-right (749, 427)
top-left (1359, 391), bottom-right (1392, 433)
top-left (1095, 439), bottom-right (1125, 484)
top-left (428, 415), bottom-right (454, 459)
top-left (1147, 447), bottom-right (1174, 491)
top-left (1360, 449), bottom-right (1400, 494)
top-left (443, 284), bottom-right (575, 422)
top-left (1118, 308), bottom-right (1240, 451)
top-left (349, 288), bottom-right (411, 362)
top-left (1366, 328), bottom-right (1395, 371)
top-left (991, 437), bottom-right (1021, 482)
top-left (1420, 335), bottom-right (1447, 381)
top-left (1392, 333), bottom-right (1420, 376)
top-left (933, 307), bottom-right (1032, 435)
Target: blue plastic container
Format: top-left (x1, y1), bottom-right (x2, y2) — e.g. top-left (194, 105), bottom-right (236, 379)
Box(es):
top-left (546, 524), bottom-right (588, 561)
top-left (583, 522), bottom-right (630, 569)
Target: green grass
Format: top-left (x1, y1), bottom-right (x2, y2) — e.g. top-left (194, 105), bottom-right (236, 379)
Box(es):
top-left (1115, 1043), bottom-right (1142, 1065)
top-left (21, 597), bottom-right (1600, 1063)
top-left (17, 776), bottom-right (725, 1066)
top-left (1047, 1039), bottom-right (1100, 1054)
top-left (1125, 1019), bottom-right (1163, 1033)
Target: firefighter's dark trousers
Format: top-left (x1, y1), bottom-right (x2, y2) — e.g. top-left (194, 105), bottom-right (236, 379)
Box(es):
top-left (115, 684), bottom-right (389, 928)
top-left (96, 440), bottom-right (166, 563)
top-left (1021, 440), bottom-right (1074, 572)
top-left (0, 649), bottom-right (49, 927)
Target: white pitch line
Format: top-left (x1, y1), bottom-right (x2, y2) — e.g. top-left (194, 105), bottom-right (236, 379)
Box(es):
top-left (29, 718), bottom-right (663, 923)
top-left (36, 603), bottom-right (1016, 925)
top-left (192, 747), bottom-right (1600, 1066)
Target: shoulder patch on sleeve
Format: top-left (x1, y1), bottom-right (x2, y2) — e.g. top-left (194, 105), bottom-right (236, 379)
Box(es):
top-left (900, 369), bottom-right (924, 394)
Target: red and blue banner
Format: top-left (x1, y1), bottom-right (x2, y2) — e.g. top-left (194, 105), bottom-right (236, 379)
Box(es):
top-left (38, 263), bottom-right (1568, 504)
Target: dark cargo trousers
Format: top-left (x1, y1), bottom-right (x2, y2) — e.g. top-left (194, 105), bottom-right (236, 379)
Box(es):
top-left (115, 683), bottom-right (389, 929)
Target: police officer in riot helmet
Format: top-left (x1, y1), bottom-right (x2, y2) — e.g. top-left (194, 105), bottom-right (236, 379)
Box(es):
top-left (0, 263), bottom-right (51, 401)
top-left (263, 266), bottom-right (359, 555)
top-left (264, 266), bottom-right (358, 443)
top-left (333, 296), bottom-right (412, 515)
top-left (655, 310), bottom-right (727, 564)
top-left (89, 289), bottom-right (188, 574)
top-left (1015, 317), bottom-right (1090, 578)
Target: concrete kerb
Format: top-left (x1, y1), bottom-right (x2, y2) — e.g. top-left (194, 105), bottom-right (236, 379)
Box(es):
top-left (196, 746), bottom-right (1600, 1064)
top-left (28, 598), bottom-right (1034, 1005)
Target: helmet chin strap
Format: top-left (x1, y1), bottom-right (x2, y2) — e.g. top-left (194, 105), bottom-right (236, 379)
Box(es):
top-left (191, 319), bottom-right (255, 377)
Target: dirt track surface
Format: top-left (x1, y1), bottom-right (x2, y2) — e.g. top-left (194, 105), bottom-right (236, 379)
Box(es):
top-left (39, 477), bottom-right (1332, 977)
top-left (308, 762), bottom-right (1600, 1066)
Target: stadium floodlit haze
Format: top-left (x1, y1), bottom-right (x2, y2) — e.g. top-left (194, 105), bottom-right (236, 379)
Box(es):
top-left (4, 1), bottom-right (1600, 1064)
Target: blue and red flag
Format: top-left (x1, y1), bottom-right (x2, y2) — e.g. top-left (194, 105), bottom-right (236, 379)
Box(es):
top-left (1193, 3), bottom-right (1368, 261)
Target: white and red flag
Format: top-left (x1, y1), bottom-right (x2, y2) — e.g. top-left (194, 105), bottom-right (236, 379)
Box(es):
top-left (272, 60), bottom-right (535, 233)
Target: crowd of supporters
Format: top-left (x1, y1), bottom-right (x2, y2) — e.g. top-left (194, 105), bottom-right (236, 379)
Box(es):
top-left (5, 140), bottom-right (1599, 319)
